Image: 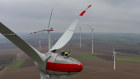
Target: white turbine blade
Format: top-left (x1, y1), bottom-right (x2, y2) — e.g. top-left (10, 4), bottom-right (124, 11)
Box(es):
top-left (113, 48), bottom-right (117, 54)
top-left (50, 3), bottom-right (93, 51)
top-left (30, 29), bottom-right (47, 34)
top-left (0, 22), bottom-right (46, 65)
top-left (87, 24), bottom-right (94, 31)
top-left (87, 24), bottom-right (92, 28)
top-left (48, 9), bottom-right (53, 29)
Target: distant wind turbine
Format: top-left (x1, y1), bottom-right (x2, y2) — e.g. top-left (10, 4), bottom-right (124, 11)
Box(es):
top-left (30, 9), bottom-right (54, 51)
top-left (88, 25), bottom-right (94, 54)
top-left (113, 48), bottom-right (117, 70)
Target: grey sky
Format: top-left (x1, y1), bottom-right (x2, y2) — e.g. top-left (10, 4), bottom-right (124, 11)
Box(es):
top-left (0, 0), bottom-right (140, 33)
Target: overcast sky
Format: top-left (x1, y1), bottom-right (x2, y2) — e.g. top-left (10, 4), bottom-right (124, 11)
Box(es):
top-left (0, 0), bottom-right (140, 33)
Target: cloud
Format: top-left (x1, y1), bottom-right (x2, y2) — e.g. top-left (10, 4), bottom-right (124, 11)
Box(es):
top-left (0, 0), bottom-right (140, 33)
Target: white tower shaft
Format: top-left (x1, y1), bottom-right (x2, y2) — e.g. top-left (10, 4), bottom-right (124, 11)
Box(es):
top-left (48, 31), bottom-right (51, 51)
top-left (113, 48), bottom-right (117, 71)
top-left (39, 40), bottom-right (41, 50)
top-left (80, 30), bottom-right (82, 48)
top-left (91, 29), bottom-right (94, 54)
top-left (88, 25), bottom-right (94, 55)
top-left (114, 53), bottom-right (116, 70)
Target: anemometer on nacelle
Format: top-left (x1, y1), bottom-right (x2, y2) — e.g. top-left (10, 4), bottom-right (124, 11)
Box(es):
top-left (51, 49), bottom-right (71, 58)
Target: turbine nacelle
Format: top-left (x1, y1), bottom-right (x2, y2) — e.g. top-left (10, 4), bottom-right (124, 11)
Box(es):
top-left (35, 52), bottom-right (83, 75)
top-left (46, 53), bottom-right (83, 75)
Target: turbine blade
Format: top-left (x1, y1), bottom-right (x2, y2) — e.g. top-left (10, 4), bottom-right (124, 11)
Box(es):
top-left (50, 3), bottom-right (93, 52)
top-left (30, 29), bottom-right (47, 34)
top-left (87, 24), bottom-right (94, 30)
top-left (0, 22), bottom-right (46, 65)
top-left (48, 9), bottom-right (53, 29)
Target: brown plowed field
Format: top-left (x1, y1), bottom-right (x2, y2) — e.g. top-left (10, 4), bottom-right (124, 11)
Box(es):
top-left (1, 59), bottom-right (140, 79)
top-left (1, 43), bottom-right (140, 79)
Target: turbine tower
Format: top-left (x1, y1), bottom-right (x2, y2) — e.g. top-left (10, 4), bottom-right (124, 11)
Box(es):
top-left (39, 40), bottom-right (42, 50)
top-left (79, 26), bottom-right (82, 48)
top-left (88, 25), bottom-right (94, 54)
top-left (47, 9), bottom-right (54, 51)
top-left (31, 9), bottom-right (54, 51)
top-left (113, 48), bottom-right (117, 70)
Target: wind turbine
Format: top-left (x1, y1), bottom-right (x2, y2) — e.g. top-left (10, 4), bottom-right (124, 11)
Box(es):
top-left (39, 40), bottom-right (42, 50)
top-left (0, 3), bottom-right (93, 79)
top-left (113, 48), bottom-right (117, 70)
top-left (31, 9), bottom-right (54, 51)
top-left (79, 26), bottom-right (82, 48)
top-left (88, 25), bottom-right (94, 55)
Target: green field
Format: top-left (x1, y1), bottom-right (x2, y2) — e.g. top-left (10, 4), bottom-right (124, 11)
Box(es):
top-left (116, 56), bottom-right (140, 63)
top-left (6, 59), bottom-right (26, 71)
top-left (73, 54), bottom-right (103, 60)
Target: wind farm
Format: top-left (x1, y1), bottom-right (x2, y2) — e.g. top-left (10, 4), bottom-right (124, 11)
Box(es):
top-left (1, 33), bottom-right (140, 79)
top-left (0, 2), bottom-right (93, 79)
top-left (0, 0), bottom-right (140, 79)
